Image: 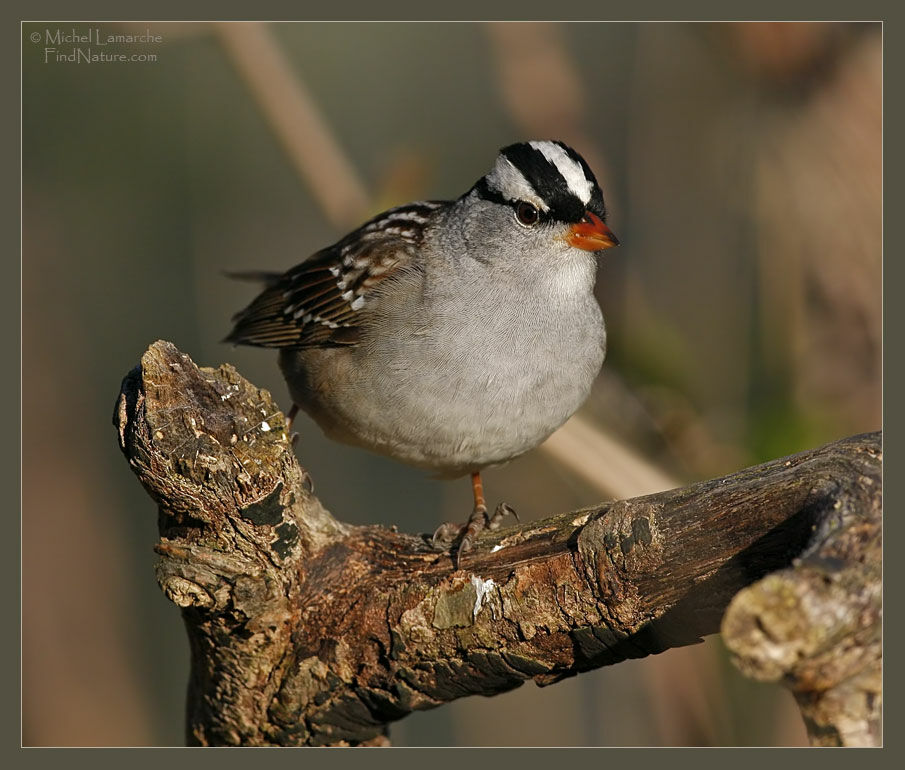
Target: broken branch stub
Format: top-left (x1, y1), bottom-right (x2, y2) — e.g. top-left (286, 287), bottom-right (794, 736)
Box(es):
top-left (722, 439), bottom-right (882, 747)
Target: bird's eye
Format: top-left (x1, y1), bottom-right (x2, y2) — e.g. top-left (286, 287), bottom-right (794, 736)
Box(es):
top-left (515, 201), bottom-right (539, 226)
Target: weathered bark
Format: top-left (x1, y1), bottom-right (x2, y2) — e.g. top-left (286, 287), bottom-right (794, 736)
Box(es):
top-left (114, 341), bottom-right (882, 746)
top-left (722, 459), bottom-right (882, 746)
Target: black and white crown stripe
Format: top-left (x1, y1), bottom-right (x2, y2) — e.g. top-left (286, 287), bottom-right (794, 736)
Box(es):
top-left (484, 155), bottom-right (550, 212)
top-left (528, 140), bottom-right (595, 206)
top-left (476, 140), bottom-right (605, 224)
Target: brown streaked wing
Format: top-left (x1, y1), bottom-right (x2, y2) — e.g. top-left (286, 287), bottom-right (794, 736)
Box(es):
top-left (226, 235), bottom-right (414, 349)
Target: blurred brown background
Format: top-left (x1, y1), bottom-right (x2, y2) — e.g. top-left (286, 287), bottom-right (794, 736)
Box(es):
top-left (22, 21), bottom-right (881, 746)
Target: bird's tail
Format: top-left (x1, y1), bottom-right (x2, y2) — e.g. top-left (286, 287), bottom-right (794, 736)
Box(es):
top-left (222, 269), bottom-right (284, 287)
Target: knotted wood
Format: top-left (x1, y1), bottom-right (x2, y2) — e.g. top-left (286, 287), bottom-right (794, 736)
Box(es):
top-left (114, 341), bottom-right (882, 746)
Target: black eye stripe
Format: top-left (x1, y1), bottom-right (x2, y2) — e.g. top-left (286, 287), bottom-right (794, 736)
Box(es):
top-left (472, 177), bottom-right (508, 206)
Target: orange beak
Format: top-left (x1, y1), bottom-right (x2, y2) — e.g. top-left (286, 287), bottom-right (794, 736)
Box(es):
top-left (567, 211), bottom-right (619, 252)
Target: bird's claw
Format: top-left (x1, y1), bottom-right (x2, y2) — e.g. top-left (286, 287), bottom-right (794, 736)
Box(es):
top-left (431, 521), bottom-right (463, 549)
top-left (431, 501), bottom-right (519, 568)
top-left (489, 502), bottom-right (518, 530)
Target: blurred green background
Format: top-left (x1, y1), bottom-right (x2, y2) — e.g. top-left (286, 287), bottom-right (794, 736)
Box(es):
top-left (22, 21), bottom-right (881, 746)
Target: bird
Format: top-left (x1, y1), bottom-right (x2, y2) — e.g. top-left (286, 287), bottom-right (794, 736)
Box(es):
top-left (226, 140), bottom-right (618, 565)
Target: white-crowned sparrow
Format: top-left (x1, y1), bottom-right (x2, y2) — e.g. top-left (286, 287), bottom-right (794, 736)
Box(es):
top-left (227, 140), bottom-right (618, 563)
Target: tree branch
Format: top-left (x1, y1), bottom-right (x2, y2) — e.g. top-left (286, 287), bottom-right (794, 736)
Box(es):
top-left (113, 341), bottom-right (881, 746)
top-left (721, 457), bottom-right (882, 746)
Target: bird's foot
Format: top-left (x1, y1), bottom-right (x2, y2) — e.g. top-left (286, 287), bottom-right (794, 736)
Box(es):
top-left (431, 502), bottom-right (519, 567)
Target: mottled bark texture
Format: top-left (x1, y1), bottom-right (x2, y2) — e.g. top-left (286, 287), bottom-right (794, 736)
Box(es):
top-left (114, 341), bottom-right (882, 746)
top-left (721, 448), bottom-right (882, 747)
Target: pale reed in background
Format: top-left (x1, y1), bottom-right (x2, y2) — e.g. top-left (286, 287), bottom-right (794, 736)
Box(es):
top-left (215, 22), bottom-right (370, 229)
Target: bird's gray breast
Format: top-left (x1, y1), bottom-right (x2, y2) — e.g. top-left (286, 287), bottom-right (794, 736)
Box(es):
top-left (341, 257), bottom-right (606, 472)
